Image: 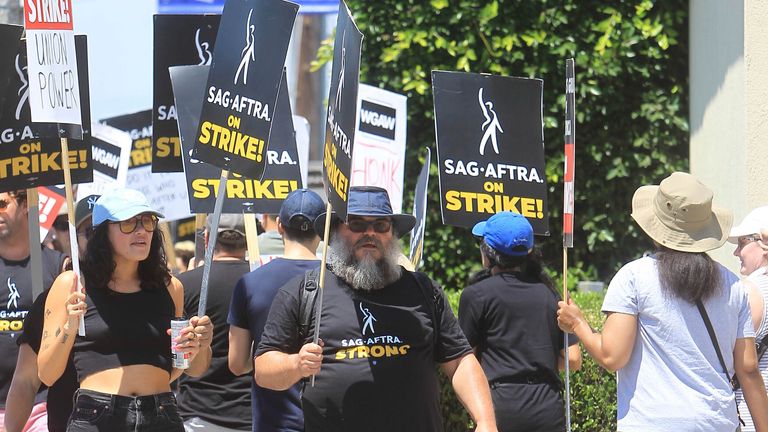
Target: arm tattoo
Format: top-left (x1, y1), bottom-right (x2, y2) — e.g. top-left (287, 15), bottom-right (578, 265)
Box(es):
top-left (61, 334), bottom-right (69, 344)
top-left (45, 308), bottom-right (51, 317)
top-left (55, 327), bottom-right (61, 337)
top-left (42, 330), bottom-right (49, 340)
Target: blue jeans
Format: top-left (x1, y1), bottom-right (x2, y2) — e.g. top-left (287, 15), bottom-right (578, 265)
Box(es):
top-left (66, 389), bottom-right (184, 432)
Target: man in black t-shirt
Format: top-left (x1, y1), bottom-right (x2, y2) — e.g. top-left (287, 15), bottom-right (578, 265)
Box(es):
top-left (177, 214), bottom-right (252, 431)
top-left (0, 190), bottom-right (69, 431)
top-left (255, 186), bottom-right (497, 432)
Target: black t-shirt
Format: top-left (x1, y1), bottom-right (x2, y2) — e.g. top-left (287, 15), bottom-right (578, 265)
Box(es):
top-left (228, 257), bottom-right (320, 432)
top-left (458, 272), bottom-right (578, 385)
top-left (18, 289), bottom-right (79, 432)
top-left (0, 248), bottom-right (66, 407)
top-left (176, 260), bottom-right (252, 430)
top-left (257, 268), bottom-right (471, 432)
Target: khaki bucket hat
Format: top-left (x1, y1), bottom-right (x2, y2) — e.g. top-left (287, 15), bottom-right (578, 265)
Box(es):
top-left (631, 172), bottom-right (732, 253)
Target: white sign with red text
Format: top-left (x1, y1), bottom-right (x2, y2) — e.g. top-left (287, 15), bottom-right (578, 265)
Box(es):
top-left (350, 84), bottom-right (407, 213)
top-left (24, 0), bottom-right (82, 125)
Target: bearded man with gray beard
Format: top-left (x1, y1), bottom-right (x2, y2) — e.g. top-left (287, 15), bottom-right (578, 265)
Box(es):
top-left (255, 186), bottom-right (497, 432)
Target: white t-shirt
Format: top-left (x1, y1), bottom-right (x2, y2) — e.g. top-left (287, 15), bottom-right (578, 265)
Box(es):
top-left (602, 255), bottom-right (753, 432)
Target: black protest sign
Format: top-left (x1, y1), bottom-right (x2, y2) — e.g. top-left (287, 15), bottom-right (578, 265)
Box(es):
top-left (102, 110), bottom-right (192, 222)
top-left (101, 110), bottom-right (154, 170)
top-left (0, 25), bottom-right (23, 115)
top-left (0, 36), bottom-right (92, 193)
top-left (192, 0), bottom-right (298, 179)
top-left (432, 71), bottom-right (549, 235)
top-left (175, 216), bottom-right (196, 243)
top-left (152, 14), bottom-right (220, 173)
top-left (172, 65), bottom-right (302, 214)
top-left (322, 0), bottom-right (363, 221)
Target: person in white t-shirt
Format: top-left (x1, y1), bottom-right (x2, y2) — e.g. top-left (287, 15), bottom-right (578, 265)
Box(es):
top-left (557, 172), bottom-right (768, 432)
top-left (730, 206), bottom-right (768, 432)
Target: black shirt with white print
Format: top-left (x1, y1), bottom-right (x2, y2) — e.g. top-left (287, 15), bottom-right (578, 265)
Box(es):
top-left (257, 267), bottom-right (471, 432)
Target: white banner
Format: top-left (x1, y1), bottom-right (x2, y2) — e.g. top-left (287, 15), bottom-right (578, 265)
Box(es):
top-left (24, 0), bottom-right (82, 125)
top-left (351, 84), bottom-right (407, 212)
top-left (77, 123), bottom-right (131, 199)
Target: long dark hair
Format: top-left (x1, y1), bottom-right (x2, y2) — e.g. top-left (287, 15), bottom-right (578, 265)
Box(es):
top-left (656, 247), bottom-right (721, 303)
top-left (479, 240), bottom-right (557, 296)
top-left (81, 223), bottom-right (171, 291)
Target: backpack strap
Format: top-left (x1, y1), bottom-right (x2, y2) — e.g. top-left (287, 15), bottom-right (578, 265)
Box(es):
top-left (297, 268), bottom-right (320, 342)
top-left (410, 271), bottom-right (442, 348)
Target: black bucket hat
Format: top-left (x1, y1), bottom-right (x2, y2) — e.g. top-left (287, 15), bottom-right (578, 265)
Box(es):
top-left (314, 186), bottom-right (416, 239)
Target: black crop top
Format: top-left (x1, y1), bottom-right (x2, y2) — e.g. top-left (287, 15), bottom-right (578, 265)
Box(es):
top-left (73, 284), bottom-right (176, 381)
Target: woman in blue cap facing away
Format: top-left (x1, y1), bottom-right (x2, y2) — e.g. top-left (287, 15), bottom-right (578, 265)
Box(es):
top-left (459, 211), bottom-right (581, 432)
top-left (37, 188), bottom-right (212, 432)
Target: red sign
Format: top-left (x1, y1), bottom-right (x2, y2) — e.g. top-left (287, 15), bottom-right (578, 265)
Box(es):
top-left (24, 0), bottom-right (74, 30)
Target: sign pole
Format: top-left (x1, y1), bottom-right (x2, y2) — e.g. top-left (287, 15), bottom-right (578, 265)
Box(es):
top-left (60, 137), bottom-right (85, 336)
top-left (311, 201), bottom-right (333, 387)
top-left (562, 58), bottom-right (577, 432)
top-left (243, 212), bottom-right (261, 271)
top-left (197, 169), bottom-right (229, 318)
top-left (194, 214), bottom-right (207, 268)
top-left (27, 188), bottom-right (44, 300)
top-left (311, 201), bottom-right (334, 387)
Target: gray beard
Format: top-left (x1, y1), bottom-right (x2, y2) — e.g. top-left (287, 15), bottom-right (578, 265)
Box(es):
top-left (327, 232), bottom-right (402, 291)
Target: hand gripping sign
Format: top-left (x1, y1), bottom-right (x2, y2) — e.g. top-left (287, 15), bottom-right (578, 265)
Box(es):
top-left (432, 71), bottom-right (549, 235)
top-left (191, 0), bottom-right (298, 180)
top-left (152, 14), bottom-right (220, 173)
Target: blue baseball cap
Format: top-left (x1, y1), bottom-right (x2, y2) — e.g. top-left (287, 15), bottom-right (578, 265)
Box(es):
top-left (92, 188), bottom-right (164, 226)
top-left (472, 212), bottom-right (534, 256)
top-left (279, 188), bottom-right (325, 233)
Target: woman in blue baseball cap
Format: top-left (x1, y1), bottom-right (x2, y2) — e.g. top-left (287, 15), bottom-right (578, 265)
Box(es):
top-left (37, 187), bottom-right (212, 432)
top-left (459, 211), bottom-right (581, 432)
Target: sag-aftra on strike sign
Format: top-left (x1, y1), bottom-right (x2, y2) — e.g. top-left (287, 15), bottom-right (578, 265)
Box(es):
top-left (24, 0), bottom-right (82, 126)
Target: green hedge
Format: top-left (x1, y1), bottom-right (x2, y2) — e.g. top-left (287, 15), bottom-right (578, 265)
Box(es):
top-left (318, 0), bottom-right (689, 290)
top-left (440, 290), bottom-right (616, 432)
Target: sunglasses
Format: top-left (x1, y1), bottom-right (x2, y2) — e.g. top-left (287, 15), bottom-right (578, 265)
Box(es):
top-left (737, 235), bottom-right (761, 248)
top-left (112, 214), bottom-right (159, 234)
top-left (346, 218), bottom-right (392, 234)
top-left (0, 198), bottom-right (11, 210)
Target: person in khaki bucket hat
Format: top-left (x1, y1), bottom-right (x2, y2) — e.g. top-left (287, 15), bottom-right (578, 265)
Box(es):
top-left (630, 171), bottom-right (732, 253)
top-left (556, 172), bottom-right (768, 432)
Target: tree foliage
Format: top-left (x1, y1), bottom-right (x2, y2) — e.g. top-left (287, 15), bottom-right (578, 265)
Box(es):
top-left (322, 0), bottom-right (689, 290)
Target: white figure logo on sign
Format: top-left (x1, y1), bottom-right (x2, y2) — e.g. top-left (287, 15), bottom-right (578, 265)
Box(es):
top-left (478, 87), bottom-right (504, 156)
top-left (234, 9), bottom-right (256, 85)
top-left (195, 28), bottom-right (212, 66)
top-left (335, 31), bottom-right (346, 112)
top-left (14, 55), bottom-right (29, 121)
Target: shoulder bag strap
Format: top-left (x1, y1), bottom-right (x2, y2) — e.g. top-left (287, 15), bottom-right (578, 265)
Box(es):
top-left (696, 300), bottom-right (745, 427)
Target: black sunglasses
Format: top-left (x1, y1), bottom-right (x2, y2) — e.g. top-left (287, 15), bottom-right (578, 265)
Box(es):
top-left (112, 214), bottom-right (159, 234)
top-left (347, 218), bottom-right (392, 234)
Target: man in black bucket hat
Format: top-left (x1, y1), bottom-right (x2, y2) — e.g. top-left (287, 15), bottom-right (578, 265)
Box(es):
top-left (255, 186), bottom-right (496, 432)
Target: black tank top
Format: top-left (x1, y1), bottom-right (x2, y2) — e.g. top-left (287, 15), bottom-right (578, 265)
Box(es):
top-left (73, 284), bottom-right (175, 381)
